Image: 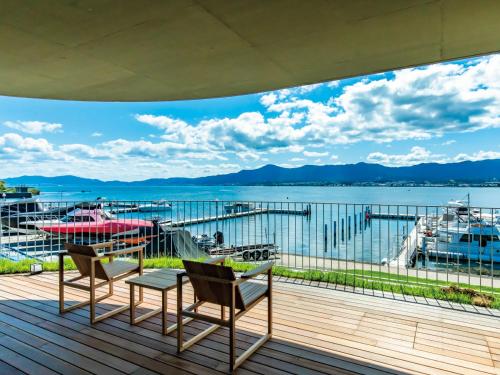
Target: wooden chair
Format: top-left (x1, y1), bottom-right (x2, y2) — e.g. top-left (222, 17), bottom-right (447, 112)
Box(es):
top-left (177, 256), bottom-right (273, 373)
top-left (59, 241), bottom-right (143, 324)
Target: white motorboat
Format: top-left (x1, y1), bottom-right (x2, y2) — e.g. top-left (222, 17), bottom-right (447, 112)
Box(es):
top-left (423, 200), bottom-right (500, 263)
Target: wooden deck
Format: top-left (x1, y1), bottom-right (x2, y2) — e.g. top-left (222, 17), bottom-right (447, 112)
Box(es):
top-left (0, 271), bottom-right (499, 375)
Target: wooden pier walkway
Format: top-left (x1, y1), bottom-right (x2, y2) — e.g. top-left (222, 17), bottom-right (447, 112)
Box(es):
top-left (171, 207), bottom-right (309, 227)
top-left (389, 218), bottom-right (422, 267)
top-left (369, 213), bottom-right (417, 220)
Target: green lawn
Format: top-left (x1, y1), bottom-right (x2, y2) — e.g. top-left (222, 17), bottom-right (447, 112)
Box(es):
top-left (1, 257), bottom-right (498, 309)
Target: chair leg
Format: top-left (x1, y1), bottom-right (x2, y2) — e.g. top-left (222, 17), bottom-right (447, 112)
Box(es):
top-left (59, 276), bottom-right (64, 314)
top-left (130, 284), bottom-right (135, 325)
top-left (268, 271), bottom-right (273, 336)
top-left (229, 286), bottom-right (236, 373)
top-left (177, 274), bottom-right (183, 353)
top-left (90, 263), bottom-right (96, 324)
top-left (59, 254), bottom-right (65, 314)
top-left (232, 283), bottom-right (273, 371)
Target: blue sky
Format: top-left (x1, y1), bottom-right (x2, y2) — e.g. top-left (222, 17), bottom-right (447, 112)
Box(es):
top-left (0, 54), bottom-right (499, 181)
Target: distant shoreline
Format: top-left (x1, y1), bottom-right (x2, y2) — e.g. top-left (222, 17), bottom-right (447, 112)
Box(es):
top-left (25, 182), bottom-right (500, 188)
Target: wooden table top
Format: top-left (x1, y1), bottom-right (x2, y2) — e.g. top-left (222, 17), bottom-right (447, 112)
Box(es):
top-left (125, 268), bottom-right (186, 291)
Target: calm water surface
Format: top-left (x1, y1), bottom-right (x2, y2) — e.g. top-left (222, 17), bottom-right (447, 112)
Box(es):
top-left (39, 185), bottom-right (500, 207)
top-left (33, 185), bottom-right (500, 272)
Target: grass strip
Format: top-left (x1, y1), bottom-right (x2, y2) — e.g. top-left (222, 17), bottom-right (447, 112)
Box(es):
top-left (1, 257), bottom-right (498, 309)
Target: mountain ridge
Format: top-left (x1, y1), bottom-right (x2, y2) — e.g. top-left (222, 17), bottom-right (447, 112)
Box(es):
top-left (3, 159), bottom-right (500, 186)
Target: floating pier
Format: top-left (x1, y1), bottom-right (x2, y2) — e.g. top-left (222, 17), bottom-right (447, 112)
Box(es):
top-left (172, 207), bottom-right (310, 227)
top-left (389, 217), bottom-right (422, 267)
top-left (369, 213), bottom-right (417, 220)
top-left (109, 207), bottom-right (140, 214)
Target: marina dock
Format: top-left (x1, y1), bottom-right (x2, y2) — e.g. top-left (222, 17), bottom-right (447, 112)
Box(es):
top-left (389, 217), bottom-right (422, 267)
top-left (369, 212), bottom-right (417, 220)
top-left (171, 207), bottom-right (310, 227)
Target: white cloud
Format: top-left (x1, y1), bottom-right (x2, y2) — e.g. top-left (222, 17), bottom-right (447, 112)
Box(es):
top-left (367, 147), bottom-right (442, 166)
top-left (91, 132), bottom-right (103, 137)
top-left (441, 139), bottom-right (456, 146)
top-left (0, 133), bottom-right (69, 163)
top-left (304, 151), bottom-right (329, 157)
top-left (367, 147), bottom-right (500, 167)
top-left (330, 154), bottom-right (339, 161)
top-left (4, 120), bottom-right (62, 134)
top-left (295, 83), bottom-right (322, 94)
top-left (236, 151), bottom-right (260, 161)
top-left (452, 150), bottom-right (500, 162)
top-left (59, 144), bottom-right (111, 159)
top-left (259, 93), bottom-right (277, 106)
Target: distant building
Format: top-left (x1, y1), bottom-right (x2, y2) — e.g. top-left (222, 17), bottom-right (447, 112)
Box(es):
top-left (3, 186), bottom-right (33, 199)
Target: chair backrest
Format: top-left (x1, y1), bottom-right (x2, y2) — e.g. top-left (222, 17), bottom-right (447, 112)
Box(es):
top-left (64, 243), bottom-right (109, 280)
top-left (183, 260), bottom-right (245, 309)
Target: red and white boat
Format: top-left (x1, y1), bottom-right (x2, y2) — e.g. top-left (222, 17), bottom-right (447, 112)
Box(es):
top-left (38, 209), bottom-right (153, 235)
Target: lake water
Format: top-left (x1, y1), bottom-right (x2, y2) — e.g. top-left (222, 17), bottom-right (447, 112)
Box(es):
top-left (39, 185), bottom-right (500, 207)
top-left (23, 186), bottom-right (500, 272)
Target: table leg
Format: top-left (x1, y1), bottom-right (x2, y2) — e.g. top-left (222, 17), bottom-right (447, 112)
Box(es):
top-left (162, 289), bottom-right (168, 335)
top-left (130, 284), bottom-right (135, 325)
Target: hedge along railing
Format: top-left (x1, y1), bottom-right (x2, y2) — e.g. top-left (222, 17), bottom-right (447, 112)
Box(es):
top-left (1, 199), bottom-right (499, 305)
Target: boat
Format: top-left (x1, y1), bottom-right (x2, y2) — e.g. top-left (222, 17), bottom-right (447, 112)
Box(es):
top-left (223, 202), bottom-right (254, 214)
top-left (38, 208), bottom-right (153, 235)
top-left (1, 198), bottom-right (101, 229)
top-left (422, 200), bottom-right (500, 263)
top-left (192, 234), bottom-right (217, 250)
top-left (192, 231), bottom-right (224, 251)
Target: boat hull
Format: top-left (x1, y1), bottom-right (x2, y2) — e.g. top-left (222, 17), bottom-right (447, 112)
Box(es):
top-left (40, 219), bottom-right (153, 235)
top-left (425, 240), bottom-right (500, 263)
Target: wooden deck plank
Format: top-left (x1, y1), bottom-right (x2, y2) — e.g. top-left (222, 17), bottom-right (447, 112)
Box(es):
top-left (8, 276), bottom-right (500, 375)
top-left (0, 341), bottom-right (58, 375)
top-left (0, 360), bottom-right (25, 375)
top-left (0, 271), bottom-right (498, 375)
top-left (0, 279), bottom-right (338, 375)
top-left (17, 274), bottom-right (498, 375)
top-left (0, 310), bottom-right (132, 375)
top-left (0, 320), bottom-right (121, 375)
top-left (0, 334), bottom-right (92, 375)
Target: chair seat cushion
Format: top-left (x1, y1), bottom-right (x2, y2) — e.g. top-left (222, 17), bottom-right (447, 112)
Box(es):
top-left (239, 281), bottom-right (268, 309)
top-left (102, 260), bottom-right (139, 279)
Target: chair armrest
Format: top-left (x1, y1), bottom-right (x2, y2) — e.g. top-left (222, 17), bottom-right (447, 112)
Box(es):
top-left (177, 270), bottom-right (188, 279)
top-left (101, 245), bottom-right (144, 258)
top-left (240, 262), bottom-right (274, 279)
top-left (204, 255), bottom-right (226, 265)
top-left (89, 241), bottom-right (115, 250)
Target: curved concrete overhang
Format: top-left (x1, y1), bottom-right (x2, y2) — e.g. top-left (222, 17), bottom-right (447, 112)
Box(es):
top-left (1, 0), bottom-right (500, 101)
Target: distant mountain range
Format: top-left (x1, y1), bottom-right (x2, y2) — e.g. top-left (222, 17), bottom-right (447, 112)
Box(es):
top-left (4, 159), bottom-right (500, 187)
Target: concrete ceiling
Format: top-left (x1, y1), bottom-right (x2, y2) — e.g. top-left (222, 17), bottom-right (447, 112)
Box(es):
top-left (1, 0), bottom-right (500, 102)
